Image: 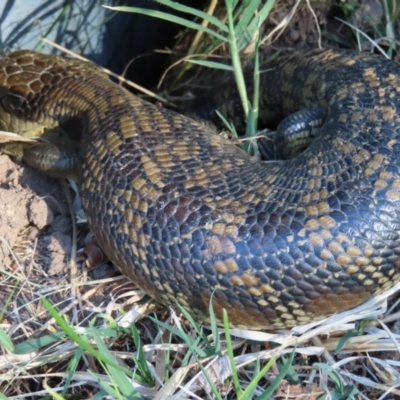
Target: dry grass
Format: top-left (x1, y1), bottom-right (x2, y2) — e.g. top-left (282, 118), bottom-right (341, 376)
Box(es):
top-left (1, 0), bottom-right (400, 399)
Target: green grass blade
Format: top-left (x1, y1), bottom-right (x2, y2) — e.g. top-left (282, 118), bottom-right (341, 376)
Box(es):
top-left (243, 105), bottom-right (256, 154)
top-left (163, 332), bottom-right (172, 381)
top-left (82, 327), bottom-right (119, 339)
top-left (321, 31), bottom-right (352, 47)
top-left (41, 298), bottom-right (131, 375)
top-left (0, 326), bottom-right (14, 352)
top-left (88, 370), bottom-right (119, 398)
top-left (243, 28), bottom-right (261, 154)
top-left (92, 390), bottom-right (109, 400)
top-left (34, 2), bottom-right (72, 51)
top-left (152, 313), bottom-right (222, 398)
top-left (225, 0), bottom-right (248, 117)
top-left (42, 382), bottom-right (66, 400)
top-left (91, 325), bottom-right (145, 399)
top-left (62, 347), bottom-right (84, 396)
top-left (165, 305), bottom-right (214, 353)
top-left (14, 332), bottom-right (65, 354)
top-left (216, 110), bottom-right (239, 138)
top-left (155, 0), bottom-right (229, 32)
top-left (252, 0), bottom-right (276, 25)
top-left (238, 0), bottom-right (275, 49)
top-left (184, 341), bottom-right (223, 400)
top-left (252, 60), bottom-right (260, 132)
top-left (223, 310), bottom-right (242, 397)
top-left (241, 358), bottom-right (261, 398)
top-left (149, 317), bottom-right (208, 358)
top-left (0, 282), bottom-right (17, 323)
top-left (335, 319), bottom-right (370, 353)
top-left (234, 0), bottom-right (263, 38)
top-left (106, 6), bottom-right (227, 42)
top-left (315, 363), bottom-right (359, 399)
top-left (181, 334), bottom-right (206, 366)
top-left (130, 323), bottom-right (154, 384)
top-left (253, 350), bottom-right (295, 400)
top-left (187, 59), bottom-right (234, 71)
top-left (225, 0), bottom-right (239, 9)
top-left (314, 363), bottom-right (344, 391)
top-left (175, 305), bottom-right (203, 333)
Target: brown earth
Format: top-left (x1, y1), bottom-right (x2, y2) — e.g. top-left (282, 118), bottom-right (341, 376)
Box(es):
top-left (0, 155), bottom-right (72, 276)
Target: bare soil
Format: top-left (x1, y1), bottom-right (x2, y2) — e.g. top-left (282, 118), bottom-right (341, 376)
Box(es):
top-left (0, 155), bottom-right (71, 276)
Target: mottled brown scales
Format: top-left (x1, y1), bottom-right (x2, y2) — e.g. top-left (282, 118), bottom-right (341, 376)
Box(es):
top-left (1, 49), bottom-right (400, 329)
top-left (387, 190), bottom-right (400, 200)
top-left (319, 248), bottom-right (332, 260)
top-left (336, 254), bottom-right (352, 266)
top-left (306, 205), bottom-right (318, 217)
top-left (319, 229), bottom-right (332, 241)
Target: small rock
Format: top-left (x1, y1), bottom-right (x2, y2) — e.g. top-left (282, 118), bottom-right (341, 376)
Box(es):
top-left (27, 197), bottom-right (55, 229)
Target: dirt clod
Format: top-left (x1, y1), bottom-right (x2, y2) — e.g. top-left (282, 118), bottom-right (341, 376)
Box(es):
top-left (0, 155), bottom-right (71, 271)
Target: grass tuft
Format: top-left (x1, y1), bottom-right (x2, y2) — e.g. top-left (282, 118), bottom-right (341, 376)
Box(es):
top-left (2, 0), bottom-right (400, 398)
